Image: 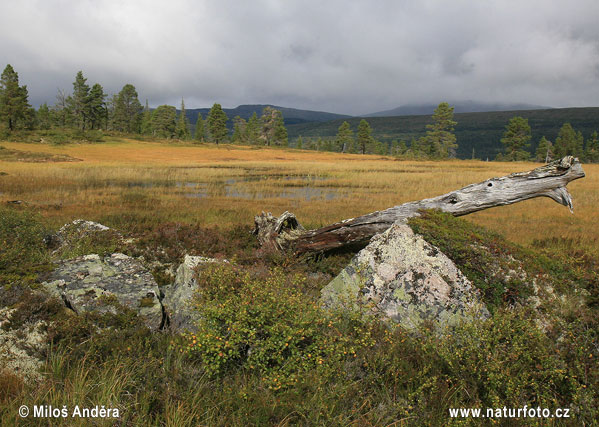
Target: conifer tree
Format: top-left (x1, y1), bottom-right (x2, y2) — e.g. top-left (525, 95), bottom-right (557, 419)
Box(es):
top-left (141, 100), bottom-right (152, 135)
top-left (151, 105), bottom-right (177, 138)
top-left (554, 123), bottom-right (584, 158)
top-left (36, 103), bottom-right (52, 130)
top-left (296, 135), bottom-right (303, 149)
top-left (585, 131), bottom-right (599, 162)
top-left (275, 114), bottom-right (288, 146)
top-left (500, 116), bottom-right (531, 161)
top-left (112, 84), bottom-right (143, 133)
top-left (68, 71), bottom-right (90, 130)
top-left (424, 102), bottom-right (458, 158)
top-left (207, 103), bottom-right (228, 144)
top-left (88, 83), bottom-right (106, 130)
top-left (356, 119), bottom-right (373, 154)
top-left (245, 112), bottom-right (260, 144)
top-left (534, 136), bottom-right (553, 162)
top-left (232, 116), bottom-right (246, 144)
top-left (260, 106), bottom-right (287, 146)
top-left (0, 64), bottom-right (33, 131)
top-left (194, 112), bottom-right (205, 142)
top-left (335, 121), bottom-right (354, 153)
top-left (175, 98), bottom-right (191, 139)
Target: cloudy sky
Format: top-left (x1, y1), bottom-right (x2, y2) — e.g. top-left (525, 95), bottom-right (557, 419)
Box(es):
top-left (1, 0), bottom-right (598, 115)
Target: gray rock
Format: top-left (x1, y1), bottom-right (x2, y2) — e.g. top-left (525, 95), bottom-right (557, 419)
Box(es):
top-left (42, 253), bottom-right (163, 329)
top-left (321, 223), bottom-right (489, 331)
top-left (162, 255), bottom-right (225, 331)
top-left (45, 219), bottom-right (118, 251)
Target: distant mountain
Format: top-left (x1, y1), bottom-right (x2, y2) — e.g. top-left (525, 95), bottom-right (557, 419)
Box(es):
top-left (185, 104), bottom-right (350, 126)
top-left (364, 101), bottom-right (552, 117)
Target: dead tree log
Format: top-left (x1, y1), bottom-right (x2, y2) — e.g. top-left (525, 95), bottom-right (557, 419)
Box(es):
top-left (253, 156), bottom-right (586, 254)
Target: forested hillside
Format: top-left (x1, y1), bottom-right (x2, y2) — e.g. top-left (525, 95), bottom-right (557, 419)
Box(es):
top-left (287, 107), bottom-right (599, 160)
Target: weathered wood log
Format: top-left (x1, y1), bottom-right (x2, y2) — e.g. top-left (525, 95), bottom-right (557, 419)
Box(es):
top-left (253, 156), bottom-right (586, 254)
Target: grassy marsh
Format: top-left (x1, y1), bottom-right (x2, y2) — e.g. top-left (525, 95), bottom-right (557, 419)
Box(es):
top-left (0, 139), bottom-right (596, 253)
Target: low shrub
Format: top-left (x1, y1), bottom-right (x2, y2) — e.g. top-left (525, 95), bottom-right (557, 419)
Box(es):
top-left (182, 263), bottom-right (377, 390)
top-left (0, 206), bottom-right (51, 287)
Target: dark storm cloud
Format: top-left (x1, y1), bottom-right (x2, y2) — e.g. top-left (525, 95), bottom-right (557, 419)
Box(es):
top-left (1, 0), bottom-right (598, 114)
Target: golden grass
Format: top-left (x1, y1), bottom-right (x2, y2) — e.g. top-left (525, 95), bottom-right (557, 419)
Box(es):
top-left (1, 139), bottom-right (597, 253)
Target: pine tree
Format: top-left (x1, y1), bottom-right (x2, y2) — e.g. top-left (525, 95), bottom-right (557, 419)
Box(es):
top-left (151, 105), bottom-right (177, 138)
top-left (585, 131), bottom-right (599, 162)
top-left (0, 64), bottom-right (33, 131)
top-left (207, 103), bottom-right (228, 144)
top-left (141, 100), bottom-right (152, 135)
top-left (424, 102), bottom-right (458, 158)
top-left (554, 123), bottom-right (584, 158)
top-left (88, 83), bottom-right (106, 130)
top-left (296, 135), bottom-right (303, 149)
top-left (335, 121), bottom-right (354, 153)
top-left (113, 84), bottom-right (143, 133)
top-left (260, 106), bottom-right (287, 146)
top-left (175, 98), bottom-right (191, 140)
top-left (68, 71), bottom-right (90, 130)
top-left (36, 103), bottom-right (52, 130)
top-left (106, 94), bottom-right (118, 131)
top-left (374, 140), bottom-right (388, 155)
top-left (245, 112), bottom-right (260, 144)
top-left (232, 116), bottom-right (246, 144)
top-left (500, 116), bottom-right (531, 161)
top-left (535, 136), bottom-right (553, 163)
top-left (356, 119), bottom-right (373, 154)
top-left (274, 114), bottom-right (288, 146)
top-left (194, 112), bottom-right (205, 142)
top-left (399, 140), bottom-right (408, 154)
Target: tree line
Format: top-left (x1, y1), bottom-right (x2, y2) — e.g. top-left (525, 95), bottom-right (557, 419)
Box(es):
top-left (497, 116), bottom-right (599, 163)
top-left (0, 64), bottom-right (288, 146)
top-left (297, 102), bottom-right (458, 159)
top-left (295, 103), bottom-right (599, 163)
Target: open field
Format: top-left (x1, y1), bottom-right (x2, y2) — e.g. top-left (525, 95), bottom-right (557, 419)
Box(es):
top-left (0, 138), bottom-right (597, 254)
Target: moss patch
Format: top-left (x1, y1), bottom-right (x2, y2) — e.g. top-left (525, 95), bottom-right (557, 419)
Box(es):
top-left (408, 210), bottom-right (595, 311)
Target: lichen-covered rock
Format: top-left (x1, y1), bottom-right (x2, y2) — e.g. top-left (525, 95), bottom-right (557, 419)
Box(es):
top-left (42, 253), bottom-right (162, 329)
top-left (162, 255), bottom-right (225, 331)
top-left (0, 307), bottom-right (46, 382)
top-left (321, 223), bottom-right (489, 331)
top-left (44, 219), bottom-right (120, 252)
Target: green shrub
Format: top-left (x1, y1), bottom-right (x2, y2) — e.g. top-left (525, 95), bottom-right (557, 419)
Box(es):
top-left (0, 206), bottom-right (51, 286)
top-left (182, 263), bottom-right (376, 390)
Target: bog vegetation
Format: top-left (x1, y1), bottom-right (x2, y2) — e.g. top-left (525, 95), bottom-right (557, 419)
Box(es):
top-left (1, 63), bottom-right (598, 424)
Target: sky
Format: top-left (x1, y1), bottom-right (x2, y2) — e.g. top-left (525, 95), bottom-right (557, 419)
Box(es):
top-left (1, 0), bottom-right (599, 115)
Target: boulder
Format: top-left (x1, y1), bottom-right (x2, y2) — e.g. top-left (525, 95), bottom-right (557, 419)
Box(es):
top-left (42, 253), bottom-right (163, 329)
top-left (44, 219), bottom-right (119, 251)
top-left (321, 223), bottom-right (489, 331)
top-left (162, 255), bottom-right (225, 331)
